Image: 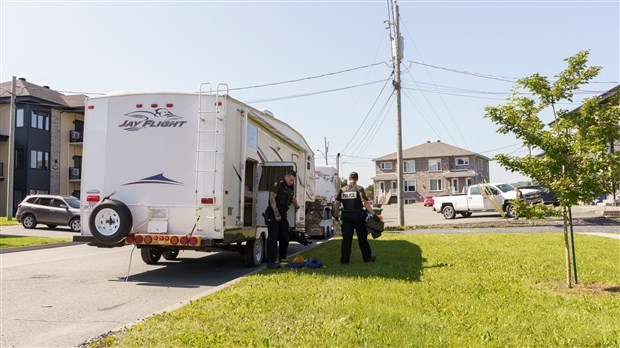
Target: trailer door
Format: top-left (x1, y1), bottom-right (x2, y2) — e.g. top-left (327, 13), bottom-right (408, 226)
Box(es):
top-left (256, 162), bottom-right (296, 228)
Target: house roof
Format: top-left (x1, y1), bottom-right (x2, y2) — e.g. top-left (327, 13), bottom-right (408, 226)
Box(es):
top-left (371, 173), bottom-right (398, 181)
top-left (373, 140), bottom-right (489, 161)
top-left (548, 84), bottom-right (620, 126)
top-left (0, 78), bottom-right (86, 109)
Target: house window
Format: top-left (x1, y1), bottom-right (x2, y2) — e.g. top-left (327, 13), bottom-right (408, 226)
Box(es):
top-left (30, 150), bottom-right (49, 169)
top-left (430, 179), bottom-right (442, 191)
top-left (403, 160), bottom-right (415, 173)
top-left (391, 181), bottom-right (397, 195)
top-left (16, 109), bottom-right (24, 127)
top-left (404, 180), bottom-right (416, 192)
top-left (455, 157), bottom-right (469, 166)
top-left (466, 178), bottom-right (473, 187)
top-left (380, 162), bottom-right (392, 170)
top-left (380, 182), bottom-right (385, 191)
top-left (428, 159), bottom-right (442, 171)
top-left (31, 111), bottom-right (50, 131)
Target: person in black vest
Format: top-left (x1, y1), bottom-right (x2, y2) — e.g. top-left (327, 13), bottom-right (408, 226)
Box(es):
top-left (265, 169), bottom-right (300, 269)
top-left (333, 171), bottom-right (379, 264)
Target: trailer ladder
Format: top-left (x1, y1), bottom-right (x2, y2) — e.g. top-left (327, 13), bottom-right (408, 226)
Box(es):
top-left (195, 83), bottom-right (229, 232)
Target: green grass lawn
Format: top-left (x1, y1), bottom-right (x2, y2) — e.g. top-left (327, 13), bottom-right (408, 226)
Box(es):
top-left (0, 235), bottom-right (71, 248)
top-left (0, 217), bottom-right (21, 226)
top-left (94, 233), bottom-right (619, 347)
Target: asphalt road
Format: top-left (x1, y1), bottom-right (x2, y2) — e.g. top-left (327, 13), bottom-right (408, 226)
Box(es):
top-left (378, 202), bottom-right (607, 227)
top-left (0, 205), bottom-right (616, 347)
top-left (0, 227), bottom-right (320, 348)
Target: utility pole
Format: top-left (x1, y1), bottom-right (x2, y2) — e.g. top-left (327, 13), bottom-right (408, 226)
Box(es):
top-left (391, 0), bottom-right (405, 227)
top-left (323, 137), bottom-right (329, 165)
top-left (336, 153), bottom-right (341, 186)
top-left (6, 76), bottom-right (16, 220)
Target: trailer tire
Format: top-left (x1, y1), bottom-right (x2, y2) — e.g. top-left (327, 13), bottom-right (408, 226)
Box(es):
top-left (442, 205), bottom-right (457, 219)
top-left (141, 247), bottom-right (162, 264)
top-left (89, 199), bottom-right (133, 245)
top-left (162, 250), bottom-right (179, 260)
top-left (245, 236), bottom-right (264, 267)
top-left (461, 212), bottom-right (473, 218)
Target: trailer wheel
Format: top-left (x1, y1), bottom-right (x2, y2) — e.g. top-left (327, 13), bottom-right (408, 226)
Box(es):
top-left (89, 199), bottom-right (133, 244)
top-left (245, 236), bottom-right (264, 267)
top-left (162, 250), bottom-right (179, 260)
top-left (141, 247), bottom-right (162, 264)
top-left (460, 212), bottom-right (473, 218)
top-left (442, 205), bottom-right (456, 219)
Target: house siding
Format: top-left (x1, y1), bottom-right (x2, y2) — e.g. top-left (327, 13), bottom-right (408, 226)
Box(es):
top-left (372, 142), bottom-right (490, 204)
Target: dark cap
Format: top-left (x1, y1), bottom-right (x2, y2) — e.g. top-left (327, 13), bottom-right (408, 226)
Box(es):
top-left (348, 171), bottom-right (358, 180)
top-left (286, 169), bottom-right (297, 177)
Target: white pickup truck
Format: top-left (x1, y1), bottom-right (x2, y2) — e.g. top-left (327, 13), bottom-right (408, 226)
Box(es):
top-left (433, 183), bottom-right (542, 219)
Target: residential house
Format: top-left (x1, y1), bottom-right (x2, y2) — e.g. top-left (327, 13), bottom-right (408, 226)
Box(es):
top-left (0, 78), bottom-right (86, 216)
top-left (372, 140), bottom-right (490, 204)
top-left (547, 84), bottom-right (620, 203)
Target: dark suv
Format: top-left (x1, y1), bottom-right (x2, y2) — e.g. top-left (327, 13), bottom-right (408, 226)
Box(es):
top-left (518, 185), bottom-right (559, 206)
top-left (16, 195), bottom-right (81, 231)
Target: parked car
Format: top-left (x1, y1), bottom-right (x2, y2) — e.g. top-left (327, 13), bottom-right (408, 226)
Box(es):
top-left (518, 185), bottom-right (559, 206)
top-left (16, 194), bottom-right (81, 231)
top-left (423, 196), bottom-right (435, 207)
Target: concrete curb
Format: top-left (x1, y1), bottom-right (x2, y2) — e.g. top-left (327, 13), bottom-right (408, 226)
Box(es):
top-left (0, 241), bottom-right (86, 254)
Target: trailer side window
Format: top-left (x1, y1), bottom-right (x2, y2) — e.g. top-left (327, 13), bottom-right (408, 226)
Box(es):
top-left (247, 123), bottom-right (257, 148)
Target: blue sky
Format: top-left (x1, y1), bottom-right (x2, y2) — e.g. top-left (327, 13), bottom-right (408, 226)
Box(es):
top-left (2, 0), bottom-right (618, 187)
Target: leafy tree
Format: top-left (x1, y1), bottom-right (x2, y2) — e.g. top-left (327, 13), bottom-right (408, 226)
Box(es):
top-left (366, 184), bottom-right (375, 201)
top-left (484, 50), bottom-right (620, 288)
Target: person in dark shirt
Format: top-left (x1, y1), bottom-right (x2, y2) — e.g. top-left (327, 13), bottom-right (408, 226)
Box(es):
top-left (264, 169), bottom-right (299, 269)
top-left (333, 171), bottom-right (379, 264)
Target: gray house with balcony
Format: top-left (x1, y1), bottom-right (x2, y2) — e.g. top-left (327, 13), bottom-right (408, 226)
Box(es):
top-left (372, 140), bottom-right (490, 204)
top-left (0, 78), bottom-right (86, 216)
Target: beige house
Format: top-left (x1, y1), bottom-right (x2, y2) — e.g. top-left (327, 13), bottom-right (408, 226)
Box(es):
top-left (0, 78), bottom-right (85, 216)
top-left (372, 140), bottom-right (490, 204)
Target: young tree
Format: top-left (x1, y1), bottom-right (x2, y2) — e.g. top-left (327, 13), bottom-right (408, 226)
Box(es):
top-left (484, 50), bottom-right (620, 288)
top-left (366, 184), bottom-right (375, 202)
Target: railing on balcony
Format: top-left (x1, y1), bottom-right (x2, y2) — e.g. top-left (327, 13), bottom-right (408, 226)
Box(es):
top-left (69, 130), bottom-right (83, 144)
top-left (69, 166), bottom-right (81, 181)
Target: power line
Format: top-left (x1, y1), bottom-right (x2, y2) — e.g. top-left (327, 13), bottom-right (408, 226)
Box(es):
top-left (244, 79), bottom-right (388, 103)
top-left (230, 61), bottom-right (390, 91)
top-left (340, 73), bottom-right (394, 154)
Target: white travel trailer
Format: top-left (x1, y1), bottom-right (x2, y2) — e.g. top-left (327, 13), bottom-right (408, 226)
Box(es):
top-left (305, 166), bottom-right (339, 238)
top-left (76, 84), bottom-right (316, 266)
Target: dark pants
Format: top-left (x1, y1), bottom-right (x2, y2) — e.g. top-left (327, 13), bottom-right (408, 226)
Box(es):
top-left (340, 211), bottom-right (372, 264)
top-left (267, 216), bottom-right (290, 263)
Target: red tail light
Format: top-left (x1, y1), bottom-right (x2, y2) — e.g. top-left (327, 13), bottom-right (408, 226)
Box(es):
top-left (86, 195), bottom-right (100, 203)
top-left (125, 234), bottom-right (135, 244)
top-left (180, 236), bottom-right (188, 245)
top-left (144, 235), bottom-right (153, 244)
top-left (135, 235), bottom-right (144, 243)
top-left (189, 237), bottom-right (199, 246)
top-left (170, 236), bottom-right (179, 245)
top-left (201, 197), bottom-right (214, 204)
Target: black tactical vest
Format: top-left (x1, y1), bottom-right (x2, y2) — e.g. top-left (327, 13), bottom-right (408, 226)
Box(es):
top-left (274, 180), bottom-right (294, 212)
top-left (340, 184), bottom-right (364, 211)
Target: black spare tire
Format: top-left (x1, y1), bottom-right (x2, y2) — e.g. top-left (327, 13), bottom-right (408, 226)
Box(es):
top-left (89, 199), bottom-right (133, 244)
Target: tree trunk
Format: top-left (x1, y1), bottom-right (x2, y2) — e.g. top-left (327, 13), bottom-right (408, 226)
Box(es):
top-left (562, 205), bottom-right (572, 288)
